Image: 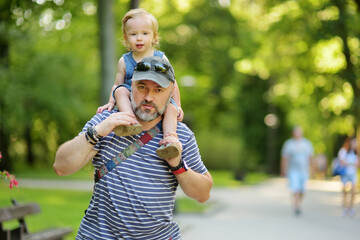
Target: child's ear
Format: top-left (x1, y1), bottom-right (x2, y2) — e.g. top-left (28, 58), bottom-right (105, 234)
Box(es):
top-left (152, 33), bottom-right (158, 44)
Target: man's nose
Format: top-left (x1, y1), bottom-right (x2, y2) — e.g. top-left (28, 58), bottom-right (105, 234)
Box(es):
top-left (144, 91), bottom-right (154, 101)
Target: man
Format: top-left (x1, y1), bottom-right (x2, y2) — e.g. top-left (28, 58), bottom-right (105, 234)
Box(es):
top-left (53, 56), bottom-right (213, 239)
top-left (280, 126), bottom-right (314, 216)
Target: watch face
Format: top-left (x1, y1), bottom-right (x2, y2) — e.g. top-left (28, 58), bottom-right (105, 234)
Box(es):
top-left (169, 159), bottom-right (188, 171)
top-left (183, 160), bottom-right (188, 170)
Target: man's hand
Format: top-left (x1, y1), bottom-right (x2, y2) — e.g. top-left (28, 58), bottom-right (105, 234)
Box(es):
top-left (95, 112), bottom-right (139, 137)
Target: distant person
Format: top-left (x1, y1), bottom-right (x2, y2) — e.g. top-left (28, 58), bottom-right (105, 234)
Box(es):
top-left (281, 126), bottom-right (314, 216)
top-left (97, 8), bottom-right (183, 159)
top-left (338, 137), bottom-right (359, 217)
top-left (53, 56), bottom-right (213, 239)
top-left (314, 153), bottom-right (327, 179)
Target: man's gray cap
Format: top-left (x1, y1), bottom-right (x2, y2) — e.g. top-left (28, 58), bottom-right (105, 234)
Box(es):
top-left (132, 56), bottom-right (175, 88)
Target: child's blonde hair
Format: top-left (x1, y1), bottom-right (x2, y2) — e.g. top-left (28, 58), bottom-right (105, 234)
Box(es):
top-left (121, 8), bottom-right (160, 50)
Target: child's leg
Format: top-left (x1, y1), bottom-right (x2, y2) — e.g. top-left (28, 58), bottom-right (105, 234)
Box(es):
top-left (116, 87), bottom-right (134, 114)
top-left (156, 103), bottom-right (180, 159)
top-left (113, 86), bottom-right (142, 136)
top-left (162, 103), bottom-right (178, 136)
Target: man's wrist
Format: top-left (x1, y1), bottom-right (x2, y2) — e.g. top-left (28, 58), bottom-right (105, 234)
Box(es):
top-left (85, 126), bottom-right (103, 145)
top-left (168, 159), bottom-right (188, 175)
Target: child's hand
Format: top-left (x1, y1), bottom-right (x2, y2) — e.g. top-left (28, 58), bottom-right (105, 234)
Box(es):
top-left (159, 132), bottom-right (178, 146)
top-left (96, 103), bottom-right (115, 113)
top-left (177, 107), bottom-right (184, 122)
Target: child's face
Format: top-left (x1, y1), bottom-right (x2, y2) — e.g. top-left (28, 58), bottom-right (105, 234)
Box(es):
top-left (124, 15), bottom-right (156, 53)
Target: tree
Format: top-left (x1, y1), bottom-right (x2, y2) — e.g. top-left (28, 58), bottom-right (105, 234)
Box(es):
top-left (1, 0), bottom-right (99, 170)
top-left (0, 0), bottom-right (12, 170)
top-left (98, 0), bottom-right (116, 105)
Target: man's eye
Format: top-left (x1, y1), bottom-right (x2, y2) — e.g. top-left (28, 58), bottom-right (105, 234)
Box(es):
top-left (155, 88), bottom-right (164, 93)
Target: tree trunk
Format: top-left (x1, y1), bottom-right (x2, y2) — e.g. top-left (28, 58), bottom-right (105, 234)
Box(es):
top-left (25, 124), bottom-right (34, 166)
top-left (129, 0), bottom-right (140, 9)
top-left (334, 0), bottom-right (360, 148)
top-left (98, 0), bottom-right (116, 105)
top-left (0, 0), bottom-right (12, 171)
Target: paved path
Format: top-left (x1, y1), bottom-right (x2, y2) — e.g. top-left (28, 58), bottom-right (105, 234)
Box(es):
top-left (175, 178), bottom-right (360, 240)
top-left (18, 178), bottom-right (360, 239)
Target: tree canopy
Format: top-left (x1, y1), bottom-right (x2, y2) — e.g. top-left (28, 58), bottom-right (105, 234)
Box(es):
top-left (1, 0), bottom-right (359, 175)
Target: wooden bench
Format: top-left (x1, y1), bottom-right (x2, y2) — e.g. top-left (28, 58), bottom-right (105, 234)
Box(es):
top-left (0, 199), bottom-right (72, 240)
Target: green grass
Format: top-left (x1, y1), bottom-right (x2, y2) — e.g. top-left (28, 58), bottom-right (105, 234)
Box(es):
top-left (175, 197), bottom-right (213, 214)
top-left (1, 168), bottom-right (269, 238)
top-left (13, 164), bottom-right (94, 180)
top-left (0, 184), bottom-right (91, 240)
top-left (0, 185), bottom-right (209, 239)
top-left (211, 170), bottom-right (269, 187)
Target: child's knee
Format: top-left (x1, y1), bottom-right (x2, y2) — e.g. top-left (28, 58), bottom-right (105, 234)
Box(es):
top-left (118, 87), bottom-right (130, 95)
top-left (115, 87), bottom-right (131, 100)
top-left (165, 103), bottom-right (178, 115)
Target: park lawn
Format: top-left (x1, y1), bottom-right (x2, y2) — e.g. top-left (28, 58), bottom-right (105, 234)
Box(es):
top-left (1, 169), bottom-right (268, 239)
top-left (0, 185), bottom-right (91, 240)
top-left (0, 185), bottom-right (211, 239)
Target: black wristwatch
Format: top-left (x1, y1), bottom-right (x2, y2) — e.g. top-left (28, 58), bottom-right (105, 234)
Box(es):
top-left (168, 159), bottom-right (188, 175)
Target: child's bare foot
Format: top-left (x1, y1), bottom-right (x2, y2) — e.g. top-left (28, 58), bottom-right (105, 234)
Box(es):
top-left (114, 123), bottom-right (143, 136)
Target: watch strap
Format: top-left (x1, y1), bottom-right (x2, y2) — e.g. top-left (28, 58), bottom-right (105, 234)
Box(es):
top-left (172, 167), bottom-right (187, 175)
top-left (169, 159), bottom-right (188, 175)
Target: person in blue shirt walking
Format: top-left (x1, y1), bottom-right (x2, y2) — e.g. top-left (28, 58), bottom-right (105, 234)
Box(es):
top-left (281, 126), bottom-right (314, 216)
top-left (53, 56), bottom-right (213, 239)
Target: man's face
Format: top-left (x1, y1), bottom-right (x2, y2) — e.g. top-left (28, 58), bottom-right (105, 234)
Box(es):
top-left (131, 80), bottom-right (173, 122)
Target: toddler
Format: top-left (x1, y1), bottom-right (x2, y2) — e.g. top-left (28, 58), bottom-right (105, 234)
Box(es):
top-left (97, 8), bottom-right (183, 159)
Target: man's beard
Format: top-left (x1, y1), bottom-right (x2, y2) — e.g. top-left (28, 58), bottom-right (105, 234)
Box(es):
top-left (131, 94), bottom-right (171, 122)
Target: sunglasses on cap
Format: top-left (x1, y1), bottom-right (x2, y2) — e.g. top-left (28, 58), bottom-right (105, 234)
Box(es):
top-left (135, 61), bottom-right (170, 74)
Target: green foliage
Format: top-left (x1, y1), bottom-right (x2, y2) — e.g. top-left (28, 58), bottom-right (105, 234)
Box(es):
top-left (175, 197), bottom-right (210, 214)
top-left (196, 130), bottom-right (244, 171)
top-left (1, 0), bottom-right (360, 173)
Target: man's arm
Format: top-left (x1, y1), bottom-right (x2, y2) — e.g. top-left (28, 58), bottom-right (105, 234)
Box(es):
top-left (164, 135), bottom-right (213, 203)
top-left (176, 170), bottom-right (213, 203)
top-left (53, 112), bottom-right (138, 176)
top-left (53, 134), bottom-right (97, 176)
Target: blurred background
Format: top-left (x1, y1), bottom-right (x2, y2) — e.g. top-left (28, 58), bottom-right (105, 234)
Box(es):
top-left (1, 0), bottom-right (360, 238)
top-left (1, 0), bottom-right (359, 176)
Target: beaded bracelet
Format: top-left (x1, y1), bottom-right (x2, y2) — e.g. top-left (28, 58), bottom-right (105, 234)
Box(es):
top-left (87, 126), bottom-right (103, 142)
top-left (87, 127), bottom-right (98, 143)
top-left (85, 132), bottom-right (96, 145)
top-left (93, 126), bottom-right (103, 140)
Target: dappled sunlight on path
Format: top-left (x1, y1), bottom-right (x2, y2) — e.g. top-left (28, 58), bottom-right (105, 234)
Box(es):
top-left (175, 178), bottom-right (360, 240)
